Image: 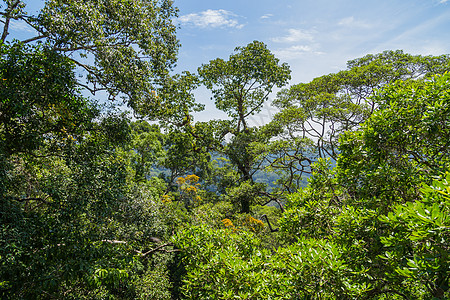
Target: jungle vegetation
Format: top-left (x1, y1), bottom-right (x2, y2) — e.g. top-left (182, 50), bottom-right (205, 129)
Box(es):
top-left (1, 1), bottom-right (449, 299)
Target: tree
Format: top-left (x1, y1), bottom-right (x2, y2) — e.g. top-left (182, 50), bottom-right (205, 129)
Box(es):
top-left (0, 41), bottom-right (183, 299)
top-left (198, 40), bottom-right (291, 213)
top-left (379, 174), bottom-right (450, 299)
top-left (262, 50), bottom-right (450, 194)
top-left (127, 121), bottom-right (165, 183)
top-left (338, 72), bottom-right (450, 207)
top-left (0, 42), bottom-right (98, 157)
top-left (0, 2), bottom-right (196, 298)
top-left (0, 0), bottom-right (179, 116)
top-left (0, 41), bottom-right (122, 297)
top-left (279, 72), bottom-right (450, 299)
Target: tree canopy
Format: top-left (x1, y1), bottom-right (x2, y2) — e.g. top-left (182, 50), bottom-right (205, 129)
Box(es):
top-left (199, 40), bottom-right (291, 132)
top-left (1, 5), bottom-right (449, 297)
top-left (1, 0), bottom-right (179, 116)
top-left (197, 41), bottom-right (291, 213)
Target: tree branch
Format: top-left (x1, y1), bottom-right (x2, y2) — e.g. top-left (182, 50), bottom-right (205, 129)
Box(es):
top-left (259, 191), bottom-right (285, 213)
top-left (259, 214), bottom-right (279, 232)
top-left (21, 34), bottom-right (46, 44)
top-left (100, 240), bottom-right (181, 256)
top-left (1, 0), bottom-right (21, 43)
top-left (139, 243), bottom-right (181, 256)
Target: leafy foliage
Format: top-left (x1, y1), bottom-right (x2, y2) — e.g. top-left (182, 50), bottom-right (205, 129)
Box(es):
top-left (265, 51), bottom-right (450, 194)
top-left (198, 41), bottom-right (291, 213)
top-left (175, 226), bottom-right (370, 299)
top-left (0, 41), bottom-right (178, 299)
top-left (277, 73), bottom-right (450, 299)
top-left (1, 9), bottom-right (449, 297)
top-left (379, 174), bottom-right (450, 298)
top-left (1, 0), bottom-right (179, 116)
top-left (0, 42), bottom-right (97, 156)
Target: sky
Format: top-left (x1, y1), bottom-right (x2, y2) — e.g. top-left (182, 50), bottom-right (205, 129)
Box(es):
top-left (6, 0), bottom-right (450, 124)
top-left (172, 0), bottom-right (450, 123)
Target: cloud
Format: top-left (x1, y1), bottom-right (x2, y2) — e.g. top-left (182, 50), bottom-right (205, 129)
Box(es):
top-left (338, 16), bottom-right (372, 29)
top-left (369, 10), bottom-right (450, 54)
top-left (271, 29), bottom-right (314, 43)
top-left (260, 14), bottom-right (273, 19)
top-left (271, 28), bottom-right (319, 59)
top-left (439, 0), bottom-right (449, 3)
top-left (179, 9), bottom-right (244, 29)
top-left (274, 45), bottom-right (323, 60)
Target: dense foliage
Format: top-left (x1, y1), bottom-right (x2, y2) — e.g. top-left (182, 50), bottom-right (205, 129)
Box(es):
top-left (1, 1), bottom-right (449, 299)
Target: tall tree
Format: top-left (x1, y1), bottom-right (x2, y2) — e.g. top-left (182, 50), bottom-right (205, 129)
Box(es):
top-left (0, 42), bottom-right (97, 157)
top-left (262, 50), bottom-right (450, 193)
top-left (0, 42), bottom-right (182, 299)
top-left (198, 41), bottom-right (291, 213)
top-left (0, 0), bottom-right (179, 116)
top-left (279, 72), bottom-right (450, 299)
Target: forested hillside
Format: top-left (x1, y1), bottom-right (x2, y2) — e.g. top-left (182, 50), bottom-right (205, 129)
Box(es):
top-left (1, 1), bottom-right (449, 299)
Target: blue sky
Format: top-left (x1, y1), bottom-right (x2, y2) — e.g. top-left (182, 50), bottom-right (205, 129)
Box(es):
top-left (175, 0), bottom-right (450, 81)
top-left (6, 0), bottom-right (450, 123)
top-left (173, 0), bottom-right (450, 122)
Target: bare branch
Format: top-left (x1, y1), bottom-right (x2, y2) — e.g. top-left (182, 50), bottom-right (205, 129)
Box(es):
top-left (140, 243), bottom-right (181, 256)
top-left (54, 40), bottom-right (133, 52)
top-left (259, 214), bottom-right (279, 232)
top-left (76, 82), bottom-right (106, 95)
top-left (1, 0), bottom-right (21, 42)
top-left (259, 191), bottom-right (285, 213)
top-left (99, 240), bottom-right (180, 256)
top-left (21, 35), bottom-right (46, 44)
top-left (101, 239), bottom-right (127, 244)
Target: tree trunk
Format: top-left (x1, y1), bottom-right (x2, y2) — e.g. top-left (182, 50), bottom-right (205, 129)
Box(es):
top-left (240, 167), bottom-right (252, 213)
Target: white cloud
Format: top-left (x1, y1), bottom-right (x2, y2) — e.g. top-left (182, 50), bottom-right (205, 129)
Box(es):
top-left (338, 16), bottom-right (372, 29)
top-left (260, 14), bottom-right (273, 19)
top-left (439, 0), bottom-right (449, 3)
top-left (271, 29), bottom-right (319, 59)
top-left (179, 9), bottom-right (244, 29)
top-left (274, 45), bottom-right (323, 60)
top-left (272, 29), bottom-right (314, 43)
